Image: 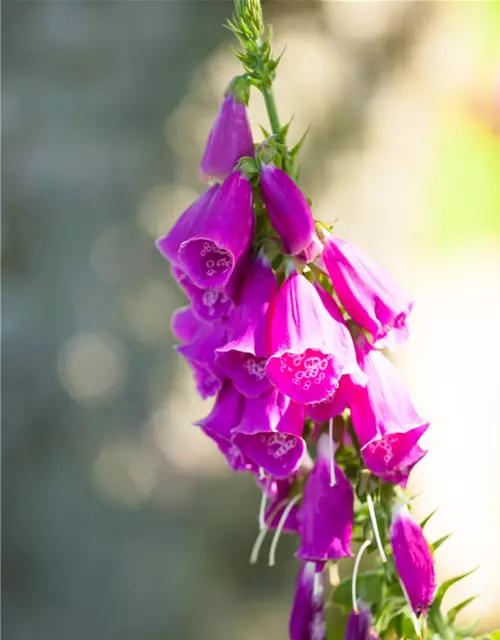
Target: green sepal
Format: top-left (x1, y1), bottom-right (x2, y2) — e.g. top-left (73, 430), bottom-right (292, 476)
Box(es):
top-left (431, 533), bottom-right (453, 553)
top-left (278, 117), bottom-right (293, 142)
top-left (290, 123), bottom-right (311, 157)
top-left (268, 45), bottom-right (286, 73)
top-left (257, 142), bottom-right (277, 167)
top-left (433, 567), bottom-right (478, 608)
top-left (420, 507), bottom-right (439, 530)
top-left (447, 595), bottom-right (478, 624)
top-left (236, 155), bottom-right (259, 179)
top-left (224, 75), bottom-right (251, 105)
top-left (259, 124), bottom-right (271, 138)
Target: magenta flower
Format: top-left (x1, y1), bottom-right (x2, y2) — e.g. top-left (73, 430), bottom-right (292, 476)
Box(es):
top-left (345, 604), bottom-right (380, 640)
top-left (321, 235), bottom-right (414, 349)
top-left (204, 430), bottom-right (257, 473)
top-left (195, 381), bottom-right (244, 441)
top-left (170, 305), bottom-right (202, 344)
top-left (260, 165), bottom-right (317, 256)
top-left (297, 434), bottom-right (353, 562)
top-left (216, 255), bottom-right (276, 397)
top-left (156, 185), bottom-right (219, 267)
top-left (176, 271), bottom-right (234, 322)
top-left (378, 443), bottom-right (426, 488)
top-left (176, 321), bottom-right (228, 399)
top-left (266, 273), bottom-right (362, 404)
top-left (391, 503), bottom-right (436, 615)
top-left (233, 393), bottom-right (306, 478)
top-left (176, 321), bottom-right (227, 370)
top-left (307, 376), bottom-right (350, 423)
top-left (190, 360), bottom-right (224, 399)
top-left (200, 93), bottom-right (254, 182)
top-left (261, 474), bottom-right (301, 534)
top-left (178, 172), bottom-right (254, 289)
top-left (289, 562), bottom-right (326, 640)
top-left (348, 343), bottom-right (429, 478)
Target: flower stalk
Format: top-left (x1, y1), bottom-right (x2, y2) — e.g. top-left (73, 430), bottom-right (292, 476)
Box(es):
top-left (152, 0), bottom-right (494, 638)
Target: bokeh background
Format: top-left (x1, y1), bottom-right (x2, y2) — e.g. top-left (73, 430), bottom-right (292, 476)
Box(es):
top-left (3, 1), bottom-right (500, 638)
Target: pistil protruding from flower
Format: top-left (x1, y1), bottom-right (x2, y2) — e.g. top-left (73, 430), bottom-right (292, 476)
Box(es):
top-left (328, 418), bottom-right (336, 487)
top-left (249, 527), bottom-right (269, 565)
top-left (352, 540), bottom-right (371, 613)
top-left (366, 494), bottom-right (387, 563)
top-left (249, 496), bottom-right (289, 564)
top-left (269, 494), bottom-right (302, 567)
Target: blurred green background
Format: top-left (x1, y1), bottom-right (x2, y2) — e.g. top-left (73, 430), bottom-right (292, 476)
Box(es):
top-left (3, 2), bottom-right (500, 639)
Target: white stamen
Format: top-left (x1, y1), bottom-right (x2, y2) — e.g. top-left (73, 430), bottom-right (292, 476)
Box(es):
top-left (249, 528), bottom-right (269, 564)
top-left (249, 497), bottom-right (288, 565)
top-left (258, 466), bottom-right (265, 480)
top-left (366, 494), bottom-right (387, 563)
top-left (268, 494), bottom-right (301, 567)
top-left (258, 476), bottom-right (270, 530)
top-left (313, 571), bottom-right (323, 600)
top-left (329, 418), bottom-right (336, 487)
top-left (351, 540), bottom-right (371, 613)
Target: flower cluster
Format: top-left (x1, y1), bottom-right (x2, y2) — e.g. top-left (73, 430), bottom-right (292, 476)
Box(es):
top-left (154, 1), bottom-right (486, 638)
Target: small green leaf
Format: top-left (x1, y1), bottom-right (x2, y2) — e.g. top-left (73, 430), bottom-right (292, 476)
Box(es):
top-left (447, 595), bottom-right (478, 624)
top-left (259, 125), bottom-right (271, 139)
top-left (279, 116), bottom-right (293, 141)
top-left (269, 46), bottom-right (287, 73)
top-left (290, 124), bottom-right (311, 157)
top-left (332, 571), bottom-right (384, 609)
top-left (434, 567), bottom-right (478, 607)
top-left (427, 599), bottom-right (453, 639)
top-left (431, 533), bottom-right (453, 553)
top-left (420, 507), bottom-right (439, 530)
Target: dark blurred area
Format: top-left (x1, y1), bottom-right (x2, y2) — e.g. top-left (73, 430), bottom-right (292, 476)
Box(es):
top-left (3, 1), bottom-right (500, 639)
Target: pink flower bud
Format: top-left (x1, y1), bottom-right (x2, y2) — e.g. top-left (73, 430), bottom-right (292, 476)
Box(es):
top-left (391, 503), bottom-right (436, 615)
top-left (200, 93), bottom-right (254, 182)
top-left (289, 562), bottom-right (326, 640)
top-left (260, 165), bottom-right (317, 256)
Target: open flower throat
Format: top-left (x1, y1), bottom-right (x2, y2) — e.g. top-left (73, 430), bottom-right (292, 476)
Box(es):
top-left (154, 1), bottom-right (485, 638)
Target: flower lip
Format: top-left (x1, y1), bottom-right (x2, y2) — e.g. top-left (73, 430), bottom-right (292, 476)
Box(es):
top-left (179, 238), bottom-right (234, 289)
top-left (267, 348), bottom-right (341, 405)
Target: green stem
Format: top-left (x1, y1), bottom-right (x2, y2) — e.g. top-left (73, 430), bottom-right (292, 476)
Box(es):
top-left (261, 86), bottom-right (281, 135)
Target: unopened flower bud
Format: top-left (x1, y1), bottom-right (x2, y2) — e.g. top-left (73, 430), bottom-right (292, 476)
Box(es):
top-left (390, 502), bottom-right (436, 615)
